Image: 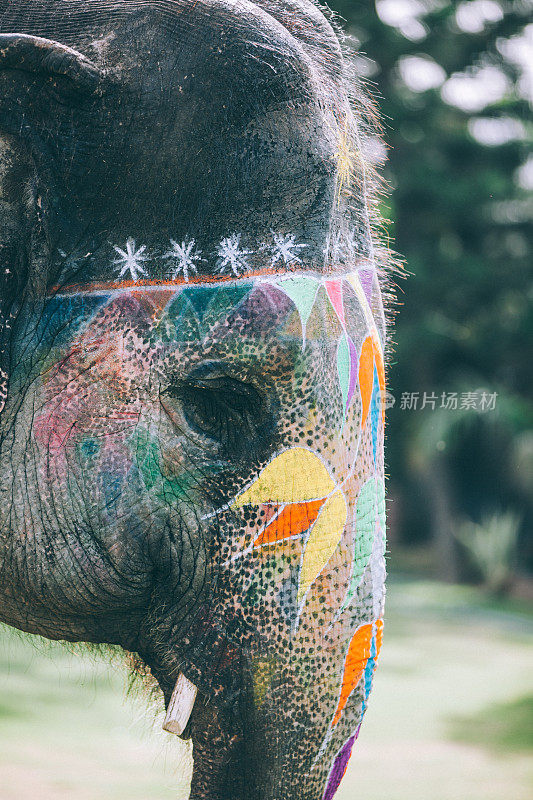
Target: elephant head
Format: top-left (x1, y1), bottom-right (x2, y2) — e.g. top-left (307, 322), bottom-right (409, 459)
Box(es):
top-left (0, 2), bottom-right (388, 798)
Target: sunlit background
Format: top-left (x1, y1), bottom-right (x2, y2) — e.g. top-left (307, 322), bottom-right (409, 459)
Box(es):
top-left (333, 0), bottom-right (532, 589)
top-left (1, 1), bottom-right (532, 798)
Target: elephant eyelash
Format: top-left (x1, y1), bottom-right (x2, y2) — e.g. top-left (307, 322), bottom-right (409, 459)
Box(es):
top-left (164, 376), bottom-right (264, 443)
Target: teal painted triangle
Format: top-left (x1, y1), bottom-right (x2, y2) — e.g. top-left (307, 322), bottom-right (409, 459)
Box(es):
top-left (340, 477), bottom-right (378, 611)
top-left (273, 275), bottom-right (319, 343)
top-left (160, 293), bottom-right (201, 342)
top-left (185, 284), bottom-right (252, 326)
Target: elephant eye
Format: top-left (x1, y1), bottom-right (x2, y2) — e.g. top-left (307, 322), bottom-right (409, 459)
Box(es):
top-left (165, 372), bottom-right (266, 449)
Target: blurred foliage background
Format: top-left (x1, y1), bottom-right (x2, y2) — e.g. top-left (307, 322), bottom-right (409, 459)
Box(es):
top-left (330, 0), bottom-right (532, 594)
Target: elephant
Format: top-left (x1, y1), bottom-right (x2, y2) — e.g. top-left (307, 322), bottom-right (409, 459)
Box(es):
top-left (0, 2), bottom-right (388, 799)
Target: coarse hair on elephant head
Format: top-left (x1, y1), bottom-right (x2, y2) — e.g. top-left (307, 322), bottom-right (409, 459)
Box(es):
top-left (0, 2), bottom-right (390, 799)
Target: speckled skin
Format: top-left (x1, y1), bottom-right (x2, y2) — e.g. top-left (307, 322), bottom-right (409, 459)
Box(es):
top-left (0, 3), bottom-right (387, 799)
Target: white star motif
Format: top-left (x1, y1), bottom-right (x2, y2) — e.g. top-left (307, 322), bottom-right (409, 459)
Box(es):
top-left (216, 234), bottom-right (252, 276)
top-left (270, 232), bottom-right (307, 266)
top-left (113, 238), bottom-right (149, 281)
top-left (163, 238), bottom-right (202, 282)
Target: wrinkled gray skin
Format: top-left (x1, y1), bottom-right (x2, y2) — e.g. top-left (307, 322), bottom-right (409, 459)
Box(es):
top-left (0, 2), bottom-right (384, 799)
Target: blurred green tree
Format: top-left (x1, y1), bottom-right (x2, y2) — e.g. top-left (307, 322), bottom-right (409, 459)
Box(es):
top-left (329, 0), bottom-right (533, 579)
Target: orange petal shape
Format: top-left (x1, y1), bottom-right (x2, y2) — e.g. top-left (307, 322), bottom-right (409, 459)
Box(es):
top-left (375, 618), bottom-right (384, 657)
top-left (254, 499), bottom-right (326, 548)
top-left (371, 330), bottom-right (386, 424)
top-left (332, 623), bottom-right (373, 726)
top-left (359, 330), bottom-right (387, 430)
top-left (358, 336), bottom-right (374, 430)
top-left (371, 330), bottom-right (385, 393)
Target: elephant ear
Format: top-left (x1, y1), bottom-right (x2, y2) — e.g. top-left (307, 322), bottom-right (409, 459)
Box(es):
top-left (0, 35), bottom-right (106, 412)
top-left (0, 34), bottom-right (105, 96)
top-left (0, 33), bottom-right (108, 189)
top-left (0, 33), bottom-right (108, 271)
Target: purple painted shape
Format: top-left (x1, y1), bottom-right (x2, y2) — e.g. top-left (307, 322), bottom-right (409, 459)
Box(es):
top-left (322, 734), bottom-right (357, 800)
top-left (358, 269), bottom-right (374, 305)
top-left (346, 335), bottom-right (359, 410)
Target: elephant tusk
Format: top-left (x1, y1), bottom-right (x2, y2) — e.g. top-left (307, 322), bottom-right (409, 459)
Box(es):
top-left (163, 673), bottom-right (198, 736)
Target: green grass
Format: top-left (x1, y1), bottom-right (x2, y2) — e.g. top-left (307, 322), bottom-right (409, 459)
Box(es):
top-left (1, 578), bottom-right (532, 800)
top-left (0, 635), bottom-right (191, 800)
top-left (450, 695), bottom-right (533, 754)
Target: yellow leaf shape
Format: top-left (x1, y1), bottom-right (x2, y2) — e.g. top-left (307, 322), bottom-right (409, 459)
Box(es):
top-left (232, 448), bottom-right (335, 507)
top-left (297, 489), bottom-right (348, 603)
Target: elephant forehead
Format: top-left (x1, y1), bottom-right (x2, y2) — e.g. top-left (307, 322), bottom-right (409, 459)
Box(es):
top-left (17, 271), bottom-right (382, 452)
top-left (42, 270), bottom-right (379, 371)
top-left (0, 0), bottom-right (344, 271)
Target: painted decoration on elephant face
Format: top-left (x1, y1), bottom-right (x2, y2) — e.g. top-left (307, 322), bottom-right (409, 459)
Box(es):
top-left (319, 618), bottom-right (384, 800)
top-left (43, 256), bottom-right (386, 798)
top-left (231, 447), bottom-right (348, 621)
top-left (54, 258), bottom-right (384, 431)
